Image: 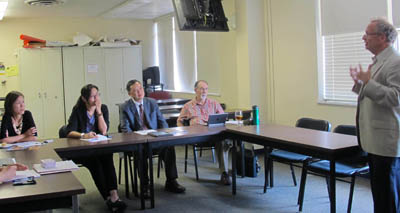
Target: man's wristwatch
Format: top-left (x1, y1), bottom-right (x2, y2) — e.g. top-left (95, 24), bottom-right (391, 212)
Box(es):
top-left (80, 133), bottom-right (85, 138)
top-left (96, 112), bottom-right (103, 117)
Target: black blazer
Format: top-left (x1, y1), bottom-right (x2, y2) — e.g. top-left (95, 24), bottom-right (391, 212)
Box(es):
top-left (0, 110), bottom-right (37, 139)
top-left (66, 104), bottom-right (109, 135)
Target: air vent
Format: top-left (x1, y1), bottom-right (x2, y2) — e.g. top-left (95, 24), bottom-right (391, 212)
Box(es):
top-left (24, 0), bottom-right (67, 6)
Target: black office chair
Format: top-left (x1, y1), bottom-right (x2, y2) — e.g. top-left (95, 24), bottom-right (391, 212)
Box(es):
top-left (184, 141), bottom-right (217, 180)
top-left (58, 125), bottom-right (68, 138)
top-left (265, 118), bottom-right (331, 192)
top-left (117, 125), bottom-right (162, 197)
top-left (297, 125), bottom-right (369, 213)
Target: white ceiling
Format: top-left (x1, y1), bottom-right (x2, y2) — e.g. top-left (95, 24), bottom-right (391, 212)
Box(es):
top-left (5, 0), bottom-right (174, 19)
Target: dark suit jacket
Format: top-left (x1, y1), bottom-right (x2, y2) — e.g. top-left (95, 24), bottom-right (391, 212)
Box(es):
top-left (66, 104), bottom-right (109, 135)
top-left (120, 97), bottom-right (168, 132)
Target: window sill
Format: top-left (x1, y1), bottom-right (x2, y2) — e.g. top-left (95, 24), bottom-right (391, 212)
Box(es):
top-left (317, 100), bottom-right (357, 107)
top-left (166, 90), bottom-right (221, 97)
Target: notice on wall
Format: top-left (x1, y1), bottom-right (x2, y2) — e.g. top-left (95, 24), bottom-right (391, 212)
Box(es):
top-left (0, 63), bottom-right (5, 75)
top-left (87, 64), bottom-right (98, 73)
top-left (6, 65), bottom-right (18, 77)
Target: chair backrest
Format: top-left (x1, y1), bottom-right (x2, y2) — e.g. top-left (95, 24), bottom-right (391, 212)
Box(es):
top-left (295, 117), bottom-right (331, 132)
top-left (334, 124), bottom-right (368, 164)
top-left (118, 124), bottom-right (122, 133)
top-left (58, 125), bottom-right (68, 138)
top-left (333, 125), bottom-right (356, 136)
top-left (147, 91), bottom-right (172, 100)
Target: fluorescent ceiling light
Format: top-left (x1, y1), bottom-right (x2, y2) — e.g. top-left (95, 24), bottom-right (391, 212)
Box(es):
top-left (0, 1), bottom-right (8, 20)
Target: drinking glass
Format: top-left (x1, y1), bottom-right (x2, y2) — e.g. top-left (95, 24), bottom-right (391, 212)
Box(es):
top-left (235, 110), bottom-right (243, 126)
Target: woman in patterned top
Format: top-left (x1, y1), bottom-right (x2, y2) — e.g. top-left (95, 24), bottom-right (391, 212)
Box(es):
top-left (0, 91), bottom-right (37, 144)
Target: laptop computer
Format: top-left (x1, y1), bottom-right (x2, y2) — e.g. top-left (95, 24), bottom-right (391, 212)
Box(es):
top-left (207, 113), bottom-right (228, 127)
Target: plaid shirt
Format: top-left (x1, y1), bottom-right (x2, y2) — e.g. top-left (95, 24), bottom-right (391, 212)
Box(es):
top-left (177, 98), bottom-right (224, 126)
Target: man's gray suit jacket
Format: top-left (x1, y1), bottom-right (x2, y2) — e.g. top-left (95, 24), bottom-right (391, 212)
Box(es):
top-left (354, 46), bottom-right (400, 157)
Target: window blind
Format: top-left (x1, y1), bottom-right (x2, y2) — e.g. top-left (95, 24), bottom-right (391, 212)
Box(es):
top-left (322, 32), bottom-right (373, 103)
top-left (156, 15), bottom-right (175, 90)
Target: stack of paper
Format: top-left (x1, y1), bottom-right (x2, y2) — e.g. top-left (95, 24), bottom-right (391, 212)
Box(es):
top-left (0, 157), bottom-right (16, 166)
top-left (12, 170), bottom-right (40, 182)
top-left (134, 129), bottom-right (156, 135)
top-left (33, 160), bottom-right (79, 175)
top-left (1, 141), bottom-right (42, 151)
top-left (81, 134), bottom-right (111, 143)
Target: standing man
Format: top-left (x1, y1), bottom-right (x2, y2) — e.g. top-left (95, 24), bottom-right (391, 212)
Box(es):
top-left (120, 80), bottom-right (185, 197)
top-left (177, 80), bottom-right (232, 185)
top-left (350, 18), bottom-right (400, 212)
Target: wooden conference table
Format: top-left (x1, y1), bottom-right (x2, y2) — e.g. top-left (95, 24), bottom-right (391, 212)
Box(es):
top-left (224, 124), bottom-right (359, 213)
top-left (48, 133), bottom-right (149, 209)
top-left (0, 123), bottom-right (358, 213)
top-left (0, 146), bottom-right (85, 212)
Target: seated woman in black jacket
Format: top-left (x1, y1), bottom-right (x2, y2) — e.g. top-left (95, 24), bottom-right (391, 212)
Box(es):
top-left (0, 91), bottom-right (37, 143)
top-left (66, 84), bottom-right (126, 212)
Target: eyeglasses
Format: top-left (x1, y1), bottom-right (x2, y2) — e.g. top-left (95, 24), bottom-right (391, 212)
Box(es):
top-left (364, 32), bottom-right (380, 37)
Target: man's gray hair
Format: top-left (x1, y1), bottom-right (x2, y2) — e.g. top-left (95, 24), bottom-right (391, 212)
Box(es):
top-left (194, 80), bottom-right (208, 89)
top-left (371, 18), bottom-right (398, 43)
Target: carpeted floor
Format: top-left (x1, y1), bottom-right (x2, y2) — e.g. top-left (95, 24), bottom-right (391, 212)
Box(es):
top-left (54, 145), bottom-right (373, 213)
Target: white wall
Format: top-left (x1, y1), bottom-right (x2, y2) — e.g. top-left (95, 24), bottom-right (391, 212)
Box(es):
top-left (268, 0), bottom-right (357, 127)
top-left (0, 1), bottom-right (358, 129)
top-left (0, 17), bottom-right (154, 96)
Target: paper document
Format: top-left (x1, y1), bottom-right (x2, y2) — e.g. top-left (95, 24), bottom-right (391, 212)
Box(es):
top-left (8, 170), bottom-right (41, 182)
top-left (1, 141), bottom-right (42, 150)
top-left (33, 160), bottom-right (79, 175)
top-left (134, 129), bottom-right (156, 135)
top-left (81, 134), bottom-right (111, 143)
top-left (226, 120), bottom-right (240, 125)
top-left (0, 157), bottom-right (16, 166)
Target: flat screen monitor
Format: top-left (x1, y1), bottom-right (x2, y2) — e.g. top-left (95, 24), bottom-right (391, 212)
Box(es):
top-left (172, 0), bottom-right (229, 32)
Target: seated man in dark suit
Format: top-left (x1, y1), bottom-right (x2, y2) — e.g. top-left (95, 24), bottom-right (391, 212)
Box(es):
top-left (120, 79), bottom-right (185, 197)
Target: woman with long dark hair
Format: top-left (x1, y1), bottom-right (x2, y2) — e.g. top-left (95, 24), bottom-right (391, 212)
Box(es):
top-left (65, 84), bottom-right (126, 212)
top-left (0, 91), bottom-right (37, 143)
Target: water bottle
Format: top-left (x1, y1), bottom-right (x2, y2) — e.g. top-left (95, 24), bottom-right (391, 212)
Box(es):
top-left (252, 105), bottom-right (259, 125)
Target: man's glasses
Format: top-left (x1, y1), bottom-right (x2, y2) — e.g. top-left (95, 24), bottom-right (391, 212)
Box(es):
top-left (364, 32), bottom-right (380, 37)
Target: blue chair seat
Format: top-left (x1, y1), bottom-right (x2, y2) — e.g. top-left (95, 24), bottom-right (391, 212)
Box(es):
top-left (307, 160), bottom-right (369, 177)
top-left (270, 150), bottom-right (312, 162)
top-left (298, 125), bottom-right (369, 213)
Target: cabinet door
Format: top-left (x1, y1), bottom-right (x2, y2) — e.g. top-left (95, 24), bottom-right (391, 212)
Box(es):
top-left (104, 48), bottom-right (124, 133)
top-left (63, 47), bottom-right (85, 120)
top-left (19, 49), bottom-right (45, 136)
top-left (41, 49), bottom-right (65, 138)
top-left (83, 48), bottom-right (108, 104)
top-left (123, 47), bottom-right (143, 100)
